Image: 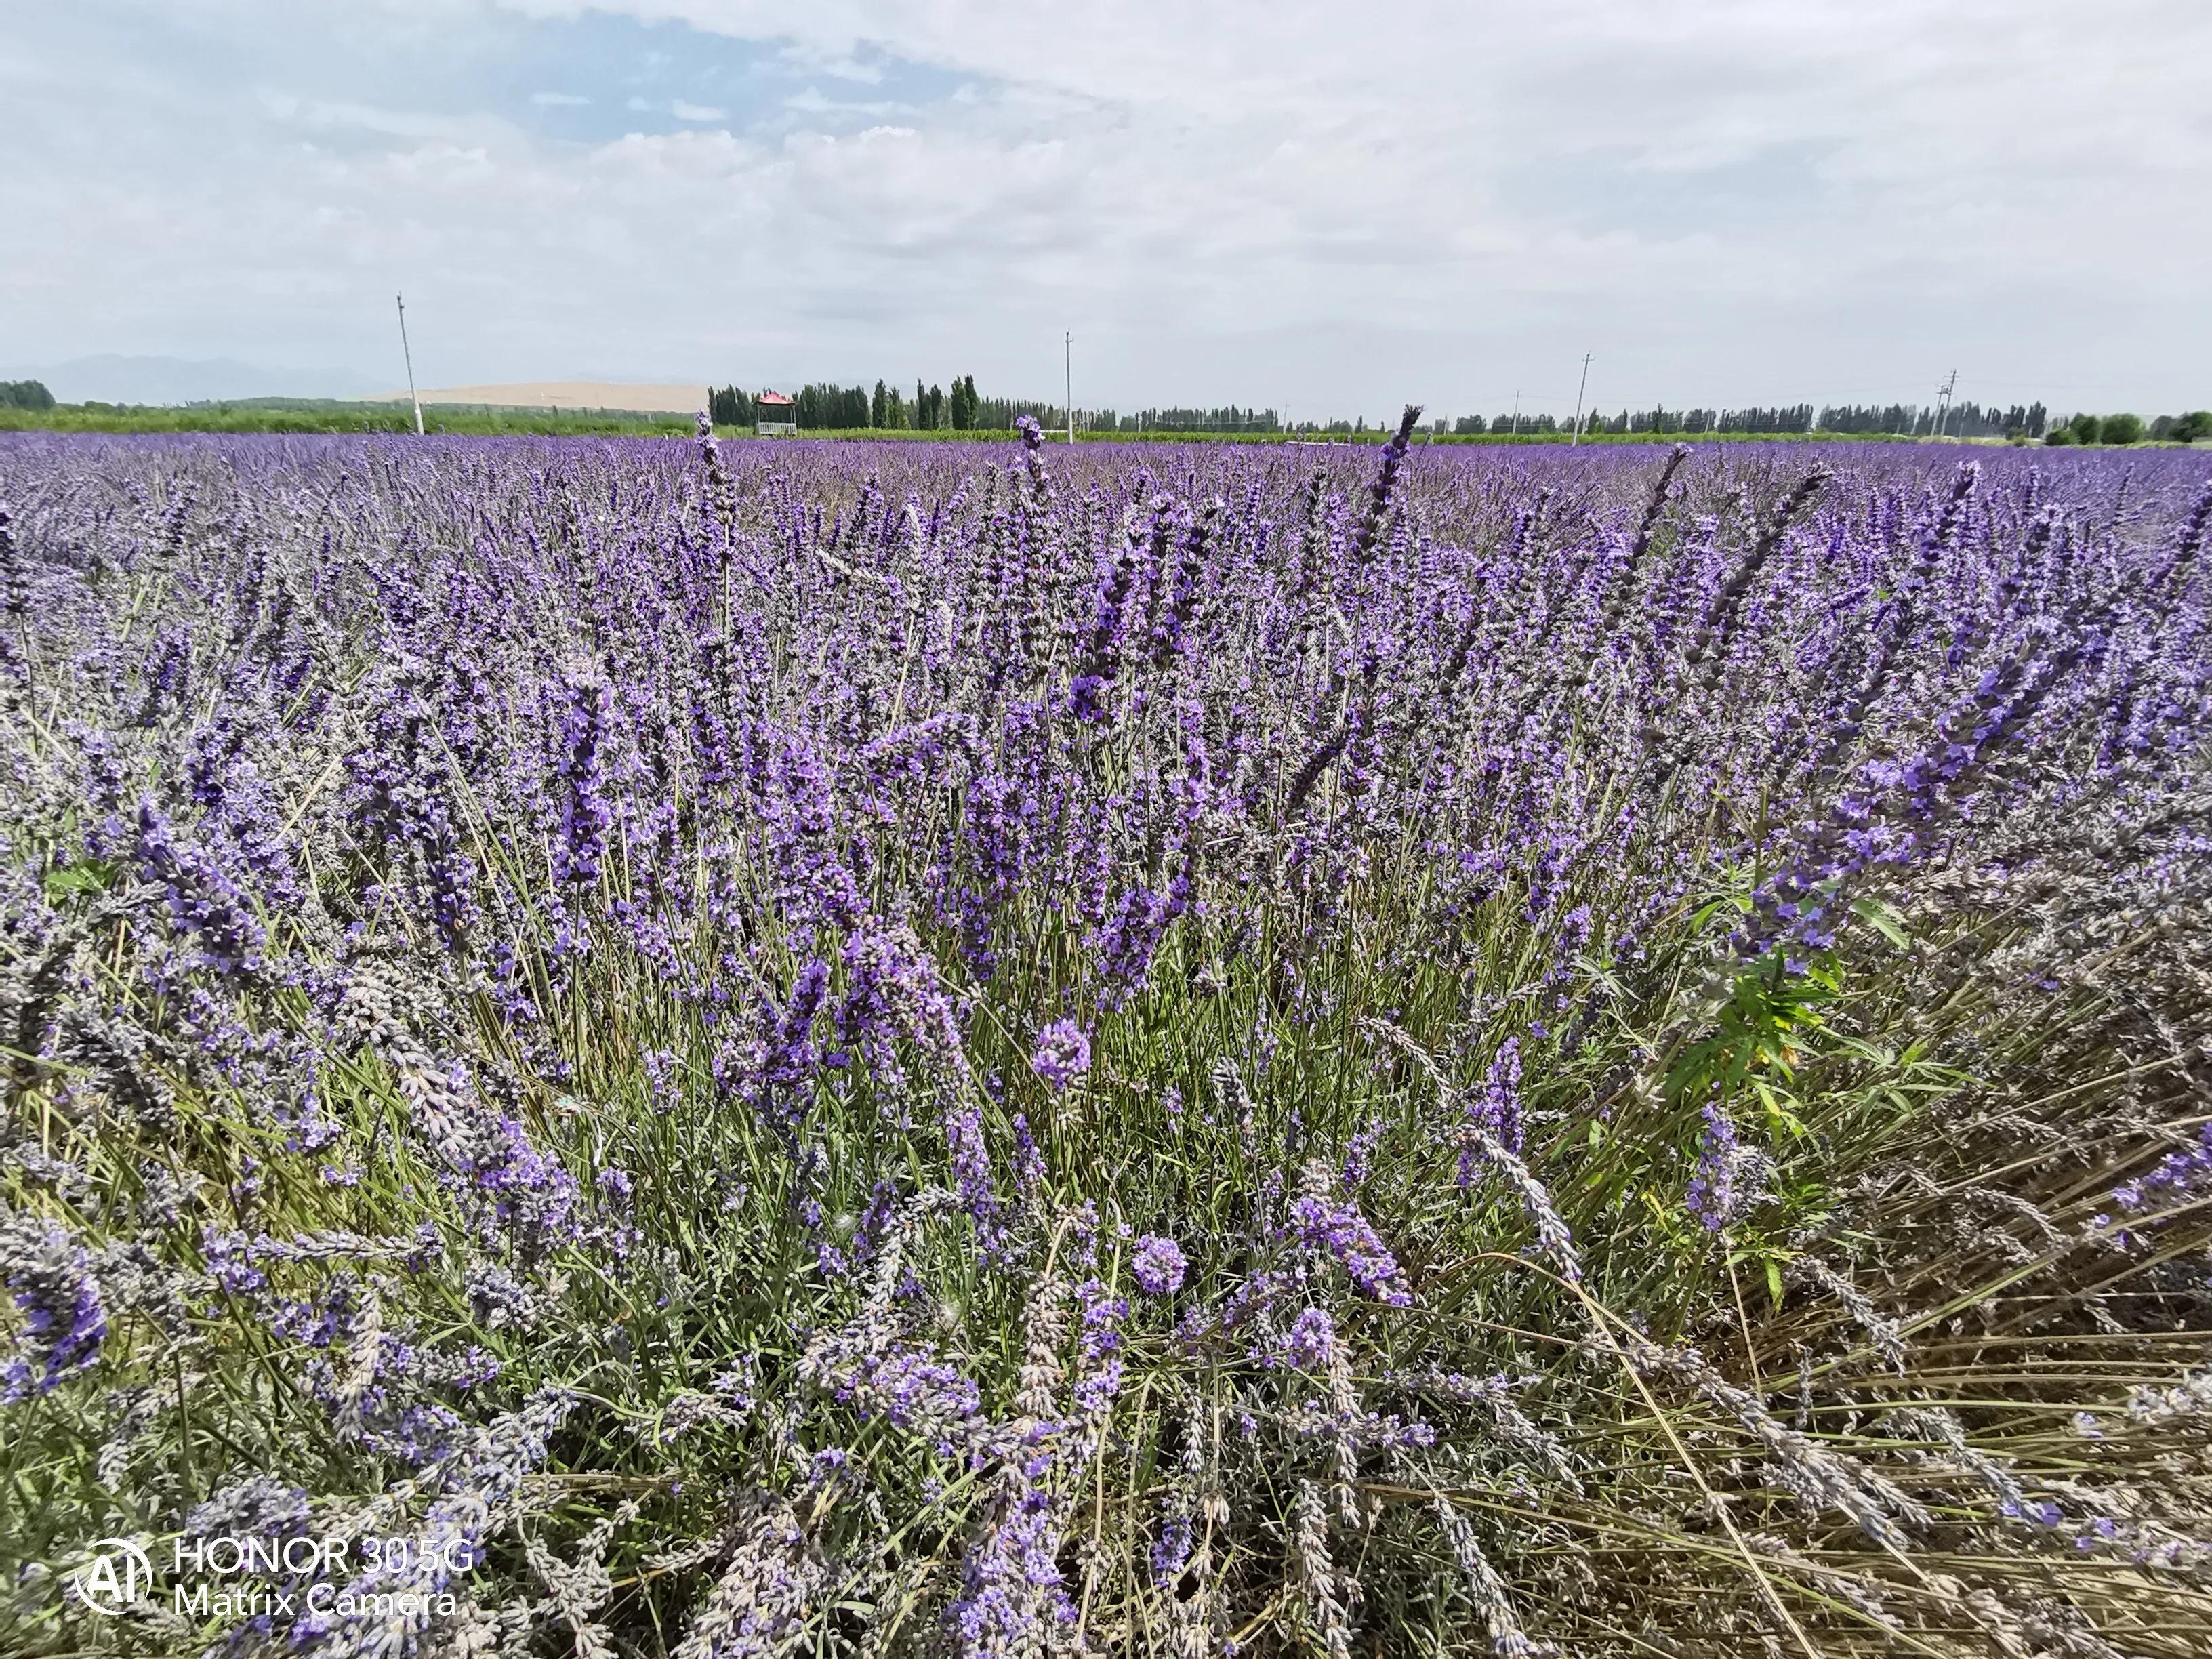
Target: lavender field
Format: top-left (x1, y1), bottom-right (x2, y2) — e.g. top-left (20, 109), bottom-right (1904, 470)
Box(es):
top-left (3, 415), bottom-right (2211, 1657)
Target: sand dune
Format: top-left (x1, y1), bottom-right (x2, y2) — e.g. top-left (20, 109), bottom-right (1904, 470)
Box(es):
top-left (372, 380), bottom-right (708, 414)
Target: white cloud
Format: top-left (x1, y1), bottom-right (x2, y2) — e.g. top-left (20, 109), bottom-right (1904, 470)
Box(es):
top-left (783, 86), bottom-right (912, 117)
top-left (3, 1), bottom-right (2207, 412)
top-left (530, 89), bottom-right (590, 106)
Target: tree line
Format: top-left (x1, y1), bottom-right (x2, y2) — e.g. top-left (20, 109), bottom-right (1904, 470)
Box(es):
top-left (1816, 401), bottom-right (2047, 438)
top-left (708, 381), bottom-right (1300, 434)
top-left (1452, 404), bottom-right (2011, 437)
top-left (705, 377), bottom-right (2205, 444)
top-left (1, 380), bottom-right (55, 411)
top-left (2045, 411), bottom-right (2211, 445)
top-left (710, 379), bottom-right (994, 431)
top-left (1444, 401), bottom-right (2206, 443)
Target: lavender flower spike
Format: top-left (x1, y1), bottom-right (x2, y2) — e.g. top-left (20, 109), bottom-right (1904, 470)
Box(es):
top-left (1131, 1233), bottom-right (1187, 1296)
top-left (1030, 1019), bottom-right (1091, 1092)
top-left (1, 1216), bottom-right (107, 1400)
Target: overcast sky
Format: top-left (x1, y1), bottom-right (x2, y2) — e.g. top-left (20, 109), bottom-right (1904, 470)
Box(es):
top-left (4, 0), bottom-right (2206, 416)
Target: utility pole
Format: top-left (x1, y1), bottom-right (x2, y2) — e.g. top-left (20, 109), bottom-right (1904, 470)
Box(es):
top-left (1570, 352), bottom-right (1592, 446)
top-left (396, 294), bottom-right (424, 436)
top-left (1064, 331), bottom-right (1073, 445)
top-left (1933, 368), bottom-right (1957, 441)
top-left (1511, 390), bottom-right (1521, 437)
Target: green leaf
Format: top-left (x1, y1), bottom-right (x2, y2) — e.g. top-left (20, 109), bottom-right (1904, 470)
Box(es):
top-left (1750, 1080), bottom-right (1807, 1139)
top-left (1689, 893), bottom-right (1748, 930)
top-left (43, 861), bottom-right (117, 898)
top-left (1851, 895), bottom-right (1911, 950)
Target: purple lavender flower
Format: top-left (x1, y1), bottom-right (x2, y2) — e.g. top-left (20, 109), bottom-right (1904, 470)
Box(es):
top-left (0, 500), bottom-right (24, 619)
top-left (844, 1345), bottom-right (985, 1432)
top-left (1093, 886), bottom-right (1171, 1002)
top-left (2108, 1122), bottom-right (2212, 1216)
top-left (838, 925), bottom-right (966, 1083)
top-left (1150, 1509), bottom-right (1195, 1589)
top-left (1459, 1036), bottom-right (1523, 1174)
top-left (1030, 1019), bottom-right (1091, 1092)
top-left (1687, 1101), bottom-right (1771, 1233)
top-left (466, 1116), bottom-right (584, 1261)
top-left (1131, 1233), bottom-right (1187, 1296)
top-left (1291, 1163), bottom-right (1412, 1305)
top-left (134, 800), bottom-right (268, 975)
top-left (951, 1469), bottom-right (1072, 1656)
top-left (1, 1218), bottom-right (107, 1400)
top-left (1282, 1305), bottom-right (1337, 1369)
top-left (552, 673), bottom-right (613, 886)
top-left (185, 1474), bottom-right (311, 1541)
top-left (945, 1100), bottom-right (1001, 1244)
top-left (1073, 1277), bottom-right (1127, 1415)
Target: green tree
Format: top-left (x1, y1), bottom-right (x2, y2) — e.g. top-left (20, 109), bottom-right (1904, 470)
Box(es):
top-left (2066, 412), bottom-right (2101, 445)
top-left (870, 380), bottom-right (888, 429)
top-left (2173, 411), bottom-right (2212, 443)
top-left (707, 386), bottom-right (751, 426)
top-left (2099, 413), bottom-right (2145, 445)
top-left (0, 379), bottom-right (55, 411)
top-left (2044, 426), bottom-right (2077, 447)
top-left (948, 375), bottom-right (979, 430)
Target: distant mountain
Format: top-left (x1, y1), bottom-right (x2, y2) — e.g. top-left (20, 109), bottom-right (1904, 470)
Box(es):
top-left (0, 355), bottom-right (385, 405)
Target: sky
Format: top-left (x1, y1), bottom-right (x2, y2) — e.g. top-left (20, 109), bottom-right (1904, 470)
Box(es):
top-left (3, 0), bottom-right (2207, 417)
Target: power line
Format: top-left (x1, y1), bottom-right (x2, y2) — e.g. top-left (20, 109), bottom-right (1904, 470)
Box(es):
top-left (1570, 352), bottom-right (1592, 447)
